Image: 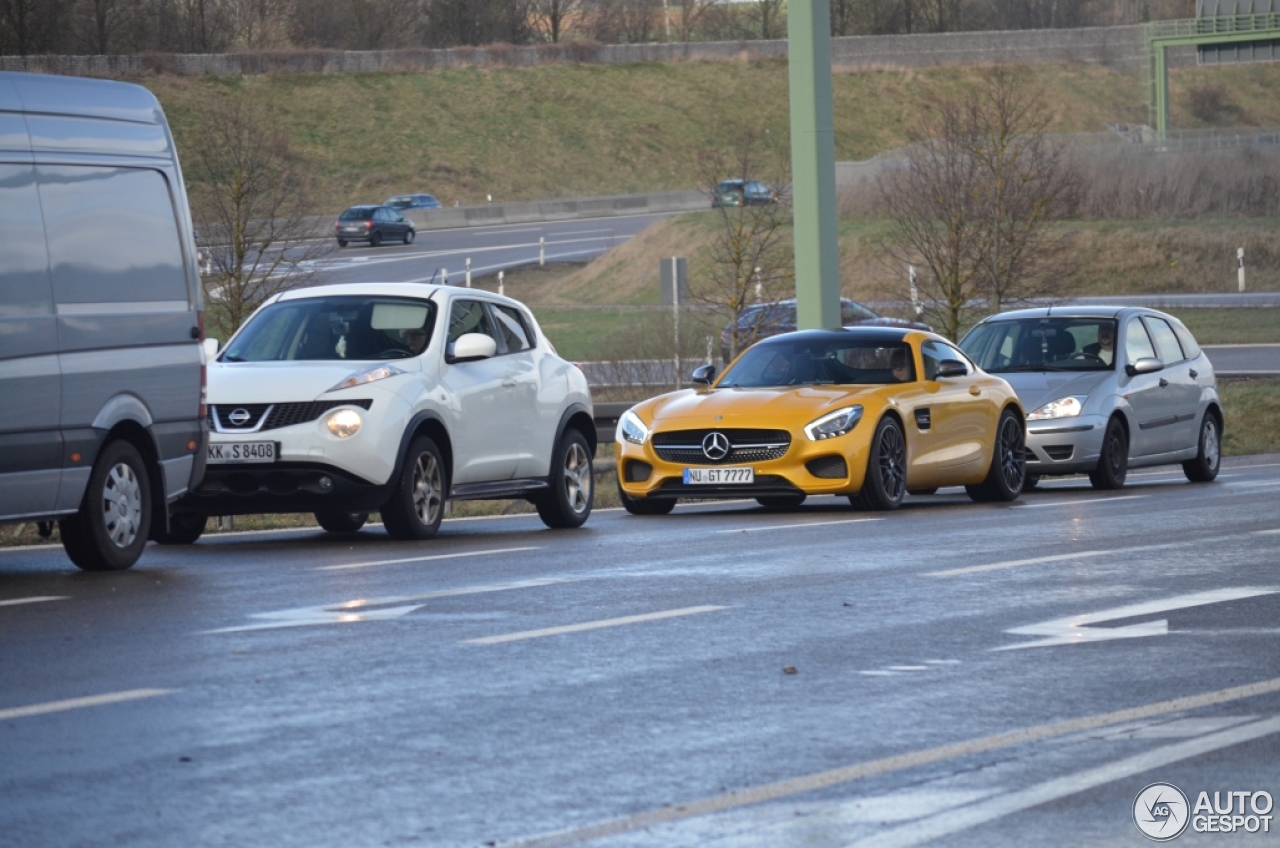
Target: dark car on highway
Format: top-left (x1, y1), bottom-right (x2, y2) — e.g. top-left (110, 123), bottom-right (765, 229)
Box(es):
top-left (712, 179), bottom-right (775, 208)
top-left (384, 193), bottom-right (442, 211)
top-left (335, 205), bottom-right (415, 247)
top-left (720, 298), bottom-right (932, 363)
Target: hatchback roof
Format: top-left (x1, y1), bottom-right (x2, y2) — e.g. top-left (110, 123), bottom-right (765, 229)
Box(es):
top-left (977, 305), bottom-right (1132, 321)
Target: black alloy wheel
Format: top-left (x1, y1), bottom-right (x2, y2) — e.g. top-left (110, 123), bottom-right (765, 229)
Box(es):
top-left (315, 511), bottom-right (369, 533)
top-left (1089, 416), bottom-right (1128, 490)
top-left (966, 408), bottom-right (1026, 502)
top-left (536, 430), bottom-right (594, 529)
top-left (1022, 474), bottom-right (1041, 492)
top-left (382, 436), bottom-right (446, 540)
top-left (618, 482), bottom-right (676, 515)
top-left (60, 440), bottom-right (152, 571)
top-left (153, 513), bottom-right (207, 545)
top-left (1182, 412), bottom-right (1222, 483)
top-left (337, 238), bottom-right (348, 247)
top-left (849, 416), bottom-right (906, 511)
top-left (369, 230), bottom-right (383, 248)
top-left (404, 229), bottom-right (415, 245)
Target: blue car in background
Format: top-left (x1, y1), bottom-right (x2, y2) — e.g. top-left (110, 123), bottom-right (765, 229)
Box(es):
top-left (384, 193), bottom-right (442, 211)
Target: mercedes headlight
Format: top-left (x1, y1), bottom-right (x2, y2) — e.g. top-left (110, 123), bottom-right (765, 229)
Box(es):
top-left (1027, 396), bottom-right (1086, 421)
top-left (804, 406), bottom-right (863, 441)
top-left (326, 364), bottom-right (405, 393)
top-left (325, 408), bottom-right (363, 438)
top-left (617, 409), bottom-right (650, 445)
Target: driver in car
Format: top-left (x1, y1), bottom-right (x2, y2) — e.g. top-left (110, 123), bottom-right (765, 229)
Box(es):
top-left (1082, 323), bottom-right (1115, 366)
top-left (403, 327), bottom-right (429, 356)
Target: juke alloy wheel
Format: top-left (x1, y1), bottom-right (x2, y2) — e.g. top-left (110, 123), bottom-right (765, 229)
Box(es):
top-left (537, 430), bottom-right (594, 529)
top-left (382, 436), bottom-right (446, 540)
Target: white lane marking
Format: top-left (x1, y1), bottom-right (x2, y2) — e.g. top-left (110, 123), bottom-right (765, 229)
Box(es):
top-left (1230, 480), bottom-right (1280, 488)
top-left (203, 577), bottom-right (577, 634)
top-left (0, 596), bottom-right (68, 607)
top-left (0, 688), bottom-right (177, 722)
top-left (841, 715), bottom-right (1280, 848)
top-left (924, 659), bottom-right (962, 665)
top-left (927, 549), bottom-right (1111, 577)
top-left (887, 665), bottom-right (929, 671)
top-left (993, 586), bottom-right (1279, 651)
top-left (464, 605), bottom-right (726, 645)
top-left (1011, 494), bottom-right (1147, 509)
top-left (315, 546), bottom-right (540, 571)
top-left (860, 670), bottom-right (901, 676)
top-left (714, 518), bottom-right (884, 534)
top-left (1253, 529), bottom-right (1280, 535)
top-left (497, 677), bottom-right (1280, 848)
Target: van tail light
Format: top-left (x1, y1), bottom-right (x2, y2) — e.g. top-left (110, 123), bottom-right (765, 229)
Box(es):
top-left (197, 310), bottom-right (208, 419)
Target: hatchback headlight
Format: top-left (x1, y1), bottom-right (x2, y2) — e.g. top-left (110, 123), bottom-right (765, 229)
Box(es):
top-left (326, 364), bottom-right (405, 393)
top-left (617, 410), bottom-right (650, 445)
top-left (805, 406), bottom-right (863, 441)
top-left (1027, 396), bottom-right (1086, 421)
top-left (325, 408), bottom-right (363, 438)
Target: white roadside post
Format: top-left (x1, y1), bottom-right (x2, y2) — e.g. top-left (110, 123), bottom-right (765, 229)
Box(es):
top-left (672, 256), bottom-right (681, 390)
top-left (540, 236), bottom-right (545, 267)
top-left (909, 265), bottom-right (922, 319)
top-left (442, 268), bottom-right (448, 286)
top-left (1238, 247), bottom-right (1246, 293)
top-left (498, 270), bottom-right (504, 297)
top-left (465, 257), bottom-right (472, 288)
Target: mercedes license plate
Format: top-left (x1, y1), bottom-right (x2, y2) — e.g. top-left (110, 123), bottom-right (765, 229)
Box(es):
top-left (208, 441), bottom-right (277, 464)
top-left (683, 467), bottom-right (753, 485)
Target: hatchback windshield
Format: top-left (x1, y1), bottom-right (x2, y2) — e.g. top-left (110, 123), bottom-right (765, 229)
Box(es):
top-left (719, 337), bottom-right (915, 387)
top-left (222, 296), bottom-right (437, 362)
top-left (961, 318), bottom-right (1118, 373)
top-left (339, 207), bottom-right (375, 221)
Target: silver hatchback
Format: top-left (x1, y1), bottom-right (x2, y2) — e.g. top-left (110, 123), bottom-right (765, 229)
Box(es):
top-left (959, 306), bottom-right (1223, 489)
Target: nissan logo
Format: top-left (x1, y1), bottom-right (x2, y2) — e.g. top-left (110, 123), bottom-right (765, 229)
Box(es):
top-left (701, 431), bottom-right (730, 461)
top-left (228, 408), bottom-right (252, 427)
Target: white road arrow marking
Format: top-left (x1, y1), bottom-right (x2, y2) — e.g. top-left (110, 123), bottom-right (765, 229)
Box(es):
top-left (993, 586), bottom-right (1279, 651)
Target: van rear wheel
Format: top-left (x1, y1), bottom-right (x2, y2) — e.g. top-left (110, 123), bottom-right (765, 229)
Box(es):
top-left (60, 440), bottom-right (152, 571)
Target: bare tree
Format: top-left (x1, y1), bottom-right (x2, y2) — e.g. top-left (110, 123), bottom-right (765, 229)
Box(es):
top-left (183, 96), bottom-right (331, 340)
top-left (531, 0), bottom-right (580, 41)
top-left (876, 68), bottom-right (1078, 339)
top-left (690, 131), bottom-right (794, 363)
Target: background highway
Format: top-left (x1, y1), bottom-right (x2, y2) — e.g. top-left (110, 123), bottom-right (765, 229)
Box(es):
top-left (3, 456), bottom-right (1279, 847)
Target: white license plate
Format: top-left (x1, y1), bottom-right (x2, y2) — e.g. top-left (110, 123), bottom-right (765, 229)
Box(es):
top-left (208, 441), bottom-right (277, 464)
top-left (683, 467), bottom-right (754, 485)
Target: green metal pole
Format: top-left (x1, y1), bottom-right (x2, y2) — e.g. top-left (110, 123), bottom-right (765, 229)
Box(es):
top-left (1155, 43), bottom-right (1169, 141)
top-left (787, 0), bottom-right (841, 330)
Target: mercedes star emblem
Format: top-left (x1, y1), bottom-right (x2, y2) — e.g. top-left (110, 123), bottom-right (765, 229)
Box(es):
top-left (701, 431), bottom-right (730, 461)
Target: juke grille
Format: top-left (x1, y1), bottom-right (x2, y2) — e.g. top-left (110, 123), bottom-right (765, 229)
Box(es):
top-left (652, 428), bottom-right (790, 465)
top-left (211, 399), bottom-right (373, 433)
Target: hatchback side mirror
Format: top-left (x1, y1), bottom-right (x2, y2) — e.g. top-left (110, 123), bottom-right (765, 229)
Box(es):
top-left (691, 364), bottom-right (716, 386)
top-left (936, 359), bottom-right (969, 378)
top-left (1126, 357), bottom-right (1164, 376)
top-left (448, 333), bottom-right (497, 363)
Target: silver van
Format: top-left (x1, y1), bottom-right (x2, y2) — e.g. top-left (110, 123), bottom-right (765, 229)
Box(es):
top-left (0, 71), bottom-right (207, 570)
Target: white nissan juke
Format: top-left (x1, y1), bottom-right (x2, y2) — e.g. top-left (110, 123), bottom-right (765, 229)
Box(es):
top-left (165, 283), bottom-right (595, 542)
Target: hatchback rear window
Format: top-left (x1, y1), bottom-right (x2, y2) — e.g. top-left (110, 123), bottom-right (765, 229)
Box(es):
top-left (339, 208), bottom-right (374, 221)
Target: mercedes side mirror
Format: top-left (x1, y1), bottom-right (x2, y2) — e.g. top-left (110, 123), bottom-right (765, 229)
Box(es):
top-left (691, 364), bottom-right (716, 386)
top-left (936, 359), bottom-right (969, 378)
top-left (1126, 357), bottom-right (1164, 377)
top-left (448, 333), bottom-right (497, 363)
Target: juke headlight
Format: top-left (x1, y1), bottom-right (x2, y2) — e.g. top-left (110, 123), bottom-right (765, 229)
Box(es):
top-left (1027, 396), bottom-right (1086, 421)
top-left (804, 405), bottom-right (863, 441)
top-left (617, 409), bottom-right (650, 445)
top-left (325, 408), bottom-right (363, 438)
top-left (326, 364), bottom-right (405, 393)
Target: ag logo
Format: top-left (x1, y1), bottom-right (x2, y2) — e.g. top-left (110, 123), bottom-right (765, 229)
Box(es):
top-left (1135, 782), bottom-right (1190, 841)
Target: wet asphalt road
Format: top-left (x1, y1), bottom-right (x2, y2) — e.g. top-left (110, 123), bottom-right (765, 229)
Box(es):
top-left (2, 457), bottom-right (1280, 848)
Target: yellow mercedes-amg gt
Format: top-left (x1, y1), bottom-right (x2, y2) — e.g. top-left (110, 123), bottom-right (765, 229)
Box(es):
top-left (615, 327), bottom-right (1026, 514)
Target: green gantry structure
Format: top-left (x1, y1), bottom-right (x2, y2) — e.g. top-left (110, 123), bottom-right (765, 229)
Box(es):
top-left (1145, 10), bottom-right (1280, 139)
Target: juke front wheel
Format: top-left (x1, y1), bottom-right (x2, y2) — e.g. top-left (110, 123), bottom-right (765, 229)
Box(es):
top-left (153, 513), bottom-right (207, 545)
top-left (60, 440), bottom-right (152, 571)
top-left (966, 408), bottom-right (1026, 503)
top-left (381, 436), bottom-right (446, 540)
top-left (537, 430), bottom-right (594, 529)
top-left (315, 511), bottom-right (369, 533)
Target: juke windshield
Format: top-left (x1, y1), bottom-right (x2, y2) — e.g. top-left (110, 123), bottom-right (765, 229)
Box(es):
top-left (719, 338), bottom-right (915, 387)
top-left (222, 296), bottom-right (437, 362)
top-left (961, 318), bottom-right (1119, 373)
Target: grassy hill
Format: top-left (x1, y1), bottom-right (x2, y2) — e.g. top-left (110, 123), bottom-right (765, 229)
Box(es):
top-left (145, 59), bottom-right (1280, 212)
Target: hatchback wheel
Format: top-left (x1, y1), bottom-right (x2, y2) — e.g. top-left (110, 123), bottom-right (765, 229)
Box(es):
top-left (849, 416), bottom-right (906, 510)
top-left (382, 436), bottom-right (445, 540)
top-left (315, 511), bottom-right (369, 533)
top-left (1089, 417), bottom-right (1128, 490)
top-left (60, 440), bottom-right (152, 571)
top-left (153, 513), bottom-right (207, 545)
top-left (404, 229), bottom-right (415, 245)
top-left (966, 408), bottom-right (1026, 502)
top-left (370, 231), bottom-right (383, 248)
top-left (1183, 412), bottom-right (1222, 483)
top-left (337, 238), bottom-right (348, 247)
top-left (537, 430), bottom-right (594, 529)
